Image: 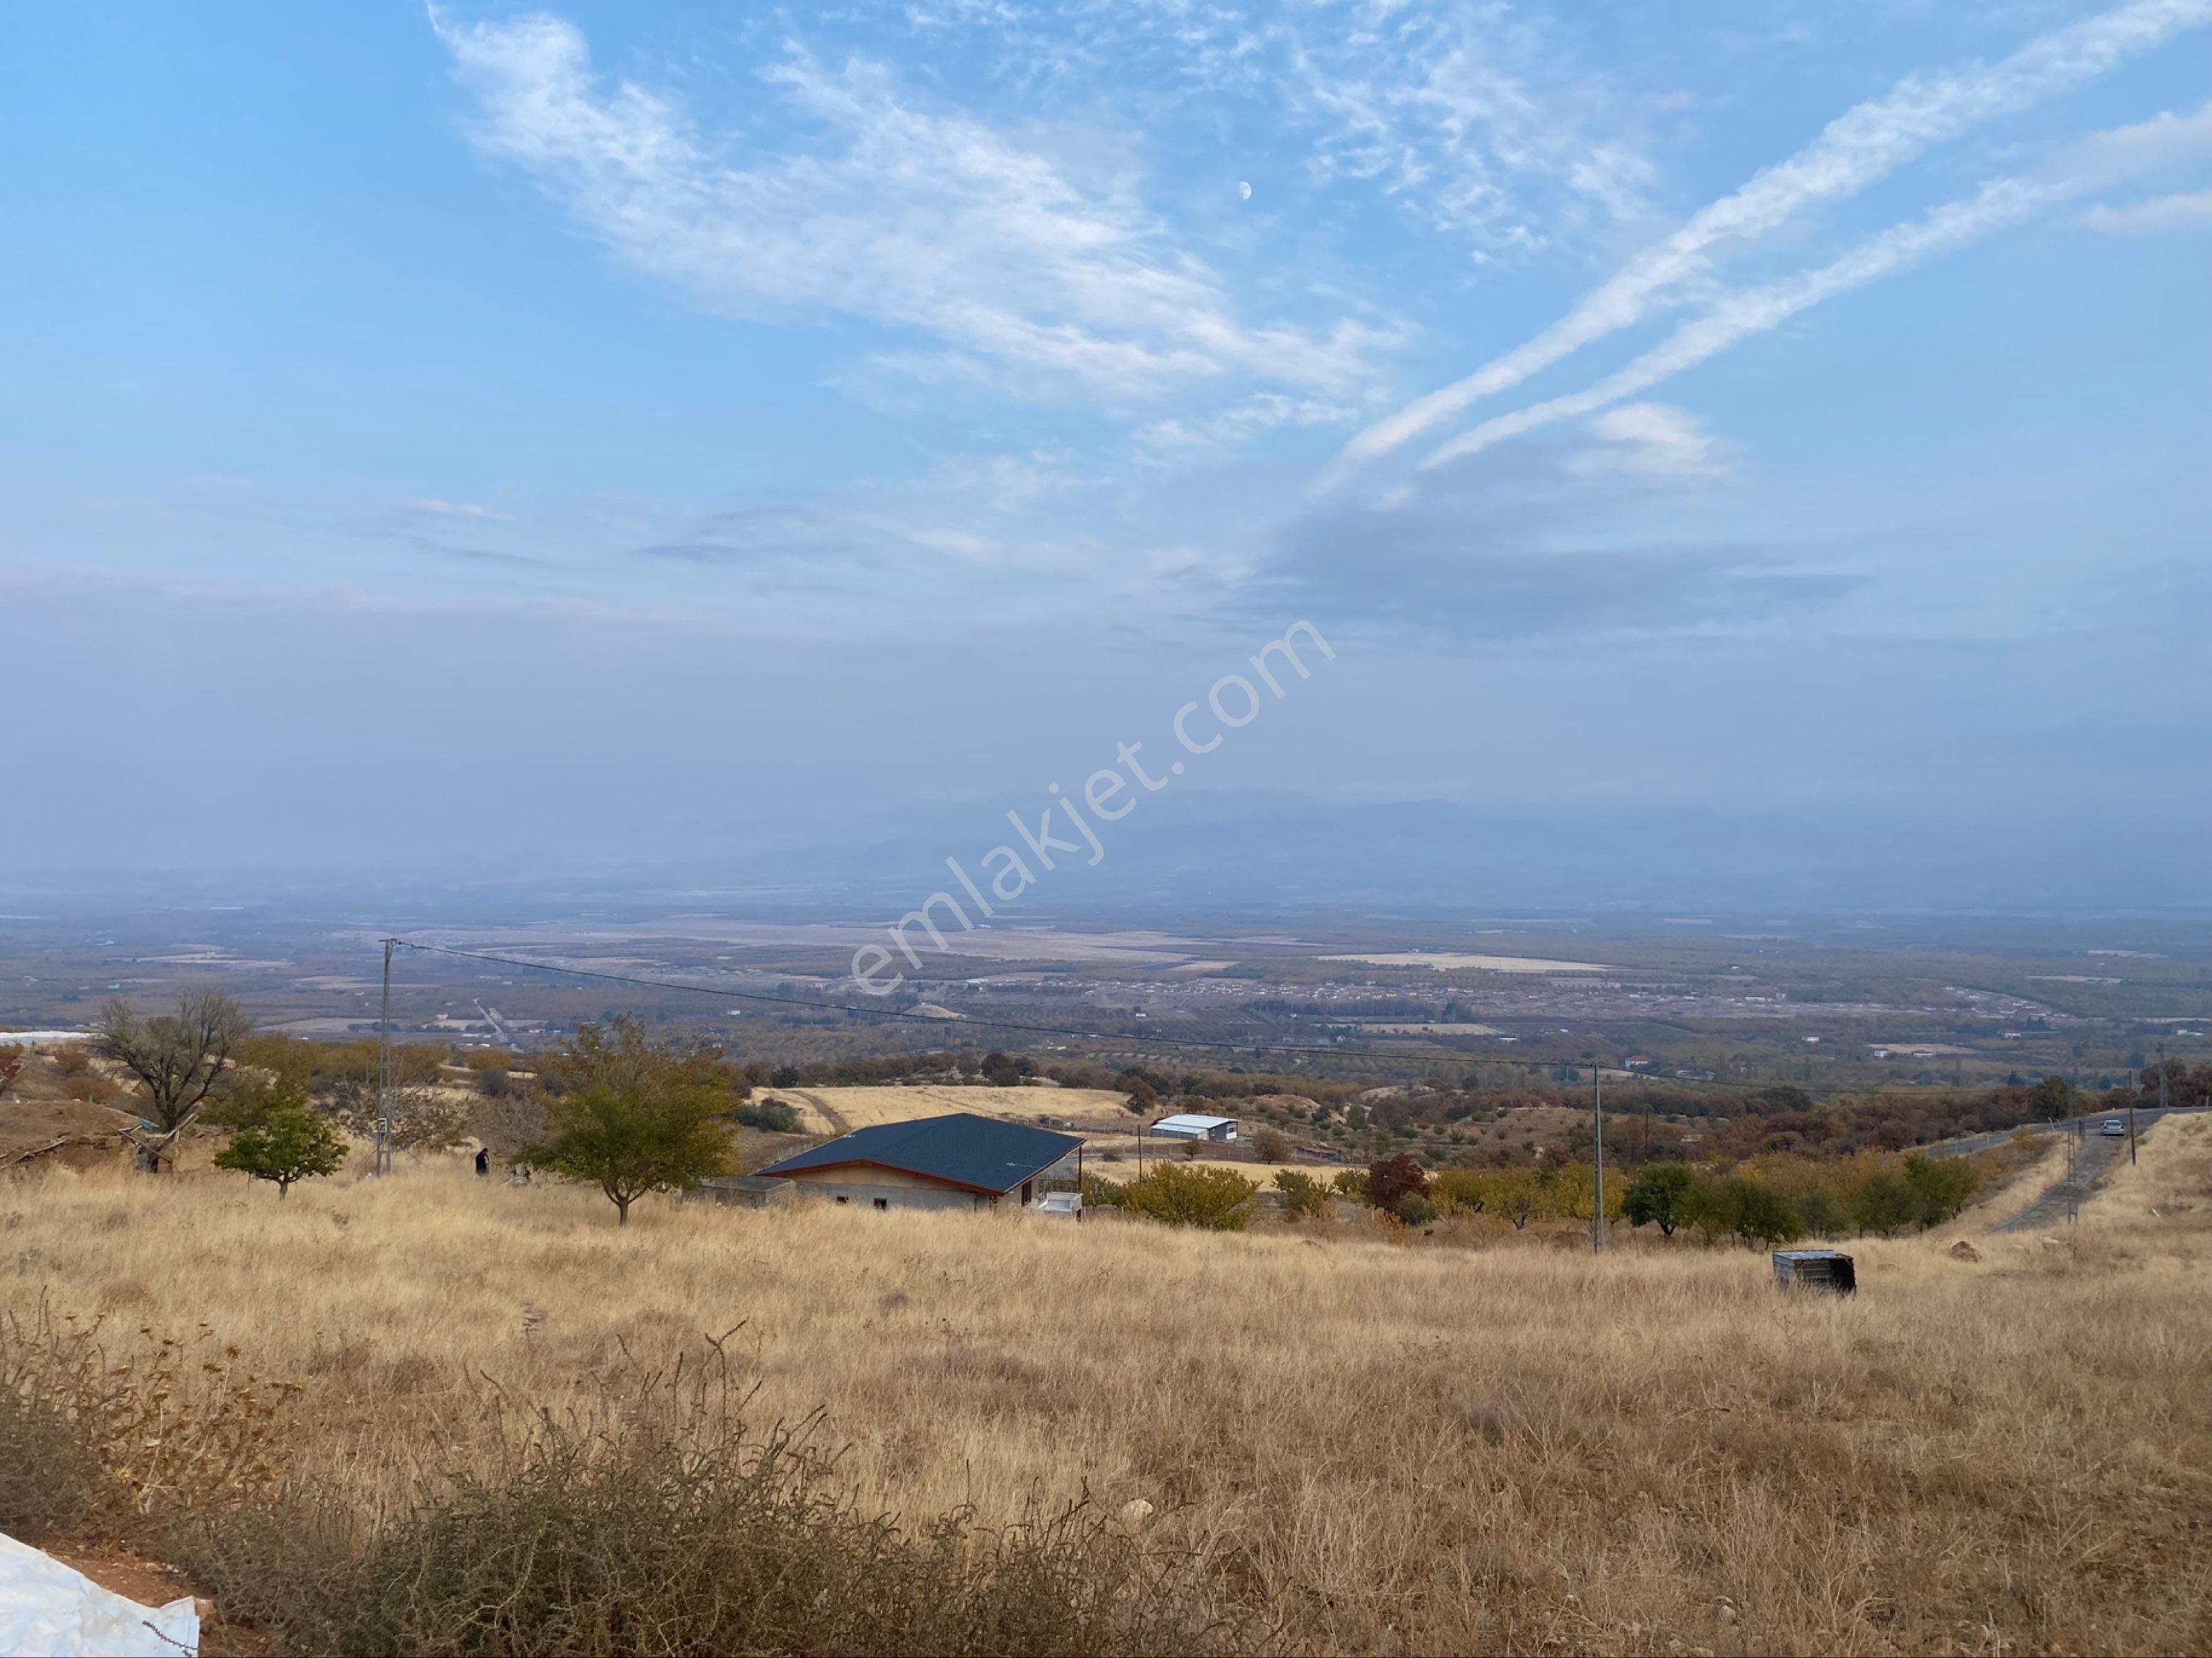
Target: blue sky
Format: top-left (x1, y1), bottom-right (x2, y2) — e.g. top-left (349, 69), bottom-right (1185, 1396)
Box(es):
top-left (2, 2), bottom-right (2207, 883)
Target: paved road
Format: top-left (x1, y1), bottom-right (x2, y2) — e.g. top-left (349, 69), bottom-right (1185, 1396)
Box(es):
top-left (1935, 1107), bottom-right (2188, 1163)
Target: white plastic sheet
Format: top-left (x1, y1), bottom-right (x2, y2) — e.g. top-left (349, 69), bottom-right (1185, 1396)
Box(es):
top-left (0, 1531), bottom-right (199, 1657)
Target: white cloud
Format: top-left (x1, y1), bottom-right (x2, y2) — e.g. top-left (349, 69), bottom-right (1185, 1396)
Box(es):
top-left (1134, 392), bottom-right (1356, 462)
top-left (1276, 7), bottom-right (1658, 254)
top-left (2083, 187), bottom-right (2212, 230)
top-left (1565, 404), bottom-right (1728, 479)
top-left (401, 497), bottom-right (510, 521)
top-left (1322, 0), bottom-right (2212, 489)
top-left (1418, 102), bottom-right (2212, 470)
top-left (433, 12), bottom-right (1385, 401)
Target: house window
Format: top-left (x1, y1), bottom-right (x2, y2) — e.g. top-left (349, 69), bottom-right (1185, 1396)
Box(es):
top-left (873, 1197), bottom-right (888, 1211)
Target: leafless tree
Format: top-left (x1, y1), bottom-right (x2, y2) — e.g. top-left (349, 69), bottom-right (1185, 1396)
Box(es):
top-left (98, 991), bottom-right (252, 1170)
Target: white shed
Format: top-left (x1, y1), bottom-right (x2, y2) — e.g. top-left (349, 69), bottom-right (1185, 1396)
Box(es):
top-left (1150, 1113), bottom-right (1238, 1143)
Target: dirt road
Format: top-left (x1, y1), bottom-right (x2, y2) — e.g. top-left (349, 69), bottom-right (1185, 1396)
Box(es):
top-left (1983, 1109), bottom-right (2204, 1234)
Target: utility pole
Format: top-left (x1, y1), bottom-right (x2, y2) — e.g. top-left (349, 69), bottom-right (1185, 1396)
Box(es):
top-left (1591, 1062), bottom-right (1605, 1254)
top-left (376, 937), bottom-right (397, 1177)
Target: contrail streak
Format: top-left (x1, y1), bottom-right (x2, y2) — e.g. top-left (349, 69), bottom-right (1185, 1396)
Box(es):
top-left (1318, 0), bottom-right (2212, 492)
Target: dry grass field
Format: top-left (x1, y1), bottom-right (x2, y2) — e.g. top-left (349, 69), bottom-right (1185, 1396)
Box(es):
top-left (3, 1116), bottom-right (2208, 1653)
top-left (778, 1082), bottom-right (1132, 1135)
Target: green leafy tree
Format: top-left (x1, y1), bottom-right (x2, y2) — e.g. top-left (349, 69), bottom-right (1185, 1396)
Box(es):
top-left (1681, 1175), bottom-right (1741, 1245)
top-left (1620, 1163), bottom-right (1693, 1236)
top-left (528, 1019), bottom-right (733, 1224)
top-left (1847, 1169), bottom-right (1920, 1235)
top-left (1120, 1163), bottom-right (1256, 1230)
top-left (1682, 1176), bottom-right (1802, 1247)
top-left (1794, 1184), bottom-right (1849, 1238)
top-left (1427, 1168), bottom-right (1489, 1215)
top-left (1902, 1154), bottom-right (1979, 1227)
top-left (213, 1089), bottom-right (347, 1198)
top-left (1731, 1181), bottom-right (1804, 1246)
top-left (2028, 1074), bottom-right (2074, 1121)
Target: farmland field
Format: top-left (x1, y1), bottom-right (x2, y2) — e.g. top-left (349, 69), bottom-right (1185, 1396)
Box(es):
top-left (773, 1083), bottom-right (1133, 1135)
top-left (2, 1114), bottom-right (2206, 1653)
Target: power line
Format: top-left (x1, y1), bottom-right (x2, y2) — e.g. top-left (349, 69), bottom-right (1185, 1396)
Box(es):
top-left (387, 937), bottom-right (1789, 1088)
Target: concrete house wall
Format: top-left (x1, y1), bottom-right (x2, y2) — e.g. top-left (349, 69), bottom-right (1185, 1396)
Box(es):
top-left (781, 1165), bottom-right (993, 1212)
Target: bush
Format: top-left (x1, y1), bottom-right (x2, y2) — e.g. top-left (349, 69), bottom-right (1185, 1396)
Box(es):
top-left (1251, 1125), bottom-right (1291, 1162)
top-left (143, 1349), bottom-right (1235, 1658)
top-left (1393, 1194), bottom-right (1440, 1227)
top-left (1272, 1169), bottom-right (1330, 1219)
top-left (1330, 1168), bottom-right (1367, 1202)
top-left (477, 1066), bottom-right (511, 1099)
top-left (1120, 1163), bottom-right (1256, 1230)
top-left (62, 1071), bottom-right (119, 1104)
top-left (1366, 1153), bottom-right (1429, 1212)
top-left (0, 1384), bottom-right (103, 1544)
top-left (735, 1097), bottom-right (803, 1133)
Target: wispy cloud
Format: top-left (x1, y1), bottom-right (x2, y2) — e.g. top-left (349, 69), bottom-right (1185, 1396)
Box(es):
top-left (433, 11), bottom-right (1386, 402)
top-left (2083, 186), bottom-right (2212, 230)
top-left (1274, 6), bottom-right (1658, 255)
top-left (401, 497), bottom-right (510, 521)
top-left (1565, 404), bottom-right (1728, 480)
top-left (1419, 101), bottom-right (2212, 469)
top-left (1321, 0), bottom-right (2212, 490)
top-left (1134, 392), bottom-right (1356, 464)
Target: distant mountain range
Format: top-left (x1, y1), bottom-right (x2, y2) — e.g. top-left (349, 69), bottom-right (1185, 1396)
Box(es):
top-left (8, 792), bottom-right (2204, 920)
top-left (723, 790), bottom-right (2212, 916)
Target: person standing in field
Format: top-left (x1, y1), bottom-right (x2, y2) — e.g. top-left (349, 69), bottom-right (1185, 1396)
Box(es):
top-left (475, 1146), bottom-right (490, 1178)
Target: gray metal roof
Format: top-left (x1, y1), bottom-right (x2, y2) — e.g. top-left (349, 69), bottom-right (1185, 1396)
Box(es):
top-left (756, 1112), bottom-right (1082, 1196)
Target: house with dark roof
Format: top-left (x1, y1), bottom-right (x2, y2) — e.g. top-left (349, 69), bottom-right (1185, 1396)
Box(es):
top-left (755, 1112), bottom-right (1083, 1213)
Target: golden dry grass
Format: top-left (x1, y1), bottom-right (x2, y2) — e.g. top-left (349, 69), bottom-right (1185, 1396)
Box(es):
top-left (781, 1083), bottom-right (1129, 1135)
top-left (4, 1117), bottom-right (2210, 1654)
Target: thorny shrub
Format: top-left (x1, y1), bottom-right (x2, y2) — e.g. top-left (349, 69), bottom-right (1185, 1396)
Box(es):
top-left (4, 1308), bottom-right (1246, 1657)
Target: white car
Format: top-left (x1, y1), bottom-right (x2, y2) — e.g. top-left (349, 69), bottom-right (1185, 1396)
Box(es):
top-left (2100, 1118), bottom-right (2127, 1137)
